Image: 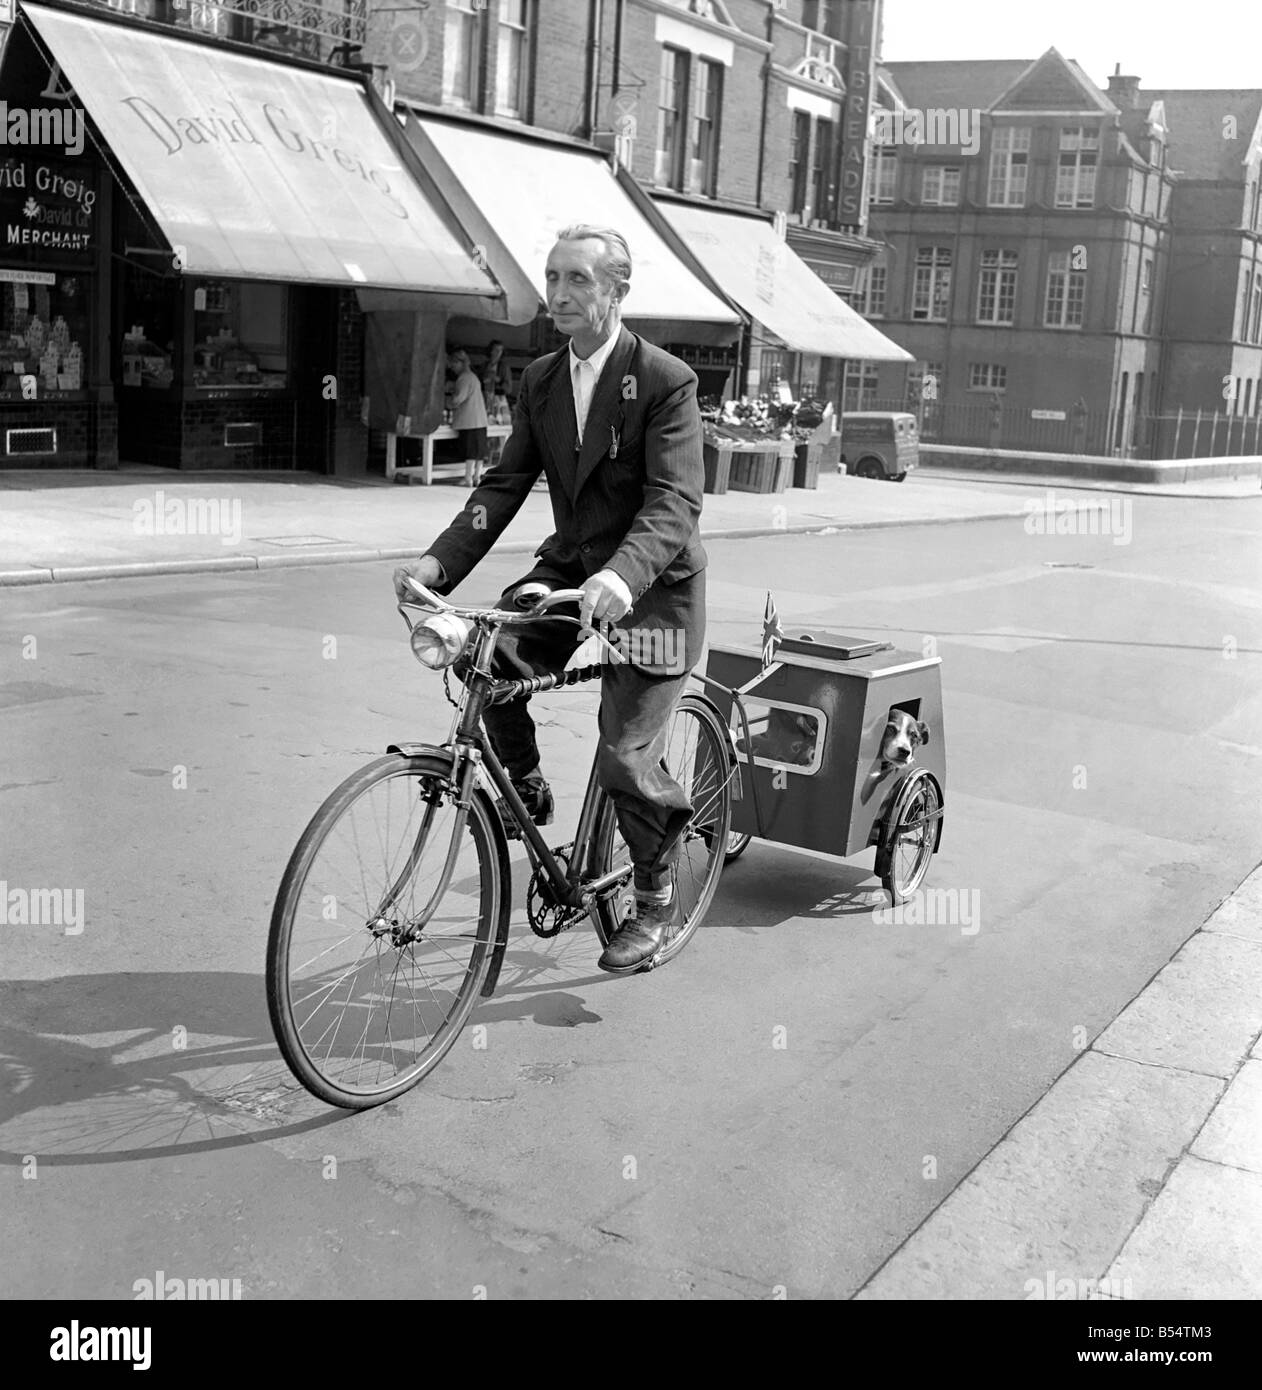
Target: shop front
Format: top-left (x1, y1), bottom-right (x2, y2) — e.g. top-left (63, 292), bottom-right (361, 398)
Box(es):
top-left (1, 2), bottom-right (504, 470)
top-left (0, 11), bottom-right (110, 468)
top-left (368, 112), bottom-right (744, 483)
top-left (0, 155), bottom-right (102, 465)
top-left (656, 201), bottom-right (913, 419)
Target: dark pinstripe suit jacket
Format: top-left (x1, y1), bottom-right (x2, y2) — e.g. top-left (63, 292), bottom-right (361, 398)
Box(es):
top-left (424, 324), bottom-right (708, 672)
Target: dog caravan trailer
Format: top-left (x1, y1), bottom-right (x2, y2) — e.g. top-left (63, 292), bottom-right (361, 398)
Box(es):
top-left (703, 630), bottom-right (945, 900)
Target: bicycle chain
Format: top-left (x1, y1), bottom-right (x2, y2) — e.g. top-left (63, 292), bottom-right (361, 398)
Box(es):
top-left (526, 847), bottom-right (587, 938)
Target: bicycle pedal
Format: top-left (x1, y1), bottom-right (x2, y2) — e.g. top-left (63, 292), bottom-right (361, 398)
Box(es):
top-left (495, 797), bottom-right (553, 838)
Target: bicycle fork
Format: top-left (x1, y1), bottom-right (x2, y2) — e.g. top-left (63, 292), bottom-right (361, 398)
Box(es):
top-left (368, 743), bottom-right (478, 944)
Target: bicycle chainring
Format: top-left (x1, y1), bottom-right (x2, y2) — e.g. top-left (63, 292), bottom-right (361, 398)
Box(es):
top-left (526, 848), bottom-right (585, 938)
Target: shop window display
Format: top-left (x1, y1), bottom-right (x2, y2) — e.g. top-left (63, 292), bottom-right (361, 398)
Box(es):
top-left (191, 280), bottom-right (289, 391)
top-left (119, 257), bottom-right (178, 390)
top-left (0, 272), bottom-right (89, 397)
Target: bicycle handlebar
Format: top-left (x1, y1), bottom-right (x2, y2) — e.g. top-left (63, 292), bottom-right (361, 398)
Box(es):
top-left (397, 578), bottom-right (626, 664)
top-left (399, 576), bottom-right (587, 624)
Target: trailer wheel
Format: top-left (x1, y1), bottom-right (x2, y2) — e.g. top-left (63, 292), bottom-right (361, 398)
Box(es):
top-left (724, 831), bottom-right (753, 863)
top-left (877, 769), bottom-right (943, 906)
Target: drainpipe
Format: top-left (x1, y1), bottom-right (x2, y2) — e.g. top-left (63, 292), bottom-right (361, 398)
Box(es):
top-left (612, 0), bottom-right (624, 98)
top-left (587, 0), bottom-right (605, 141)
top-left (755, 4), bottom-right (772, 208)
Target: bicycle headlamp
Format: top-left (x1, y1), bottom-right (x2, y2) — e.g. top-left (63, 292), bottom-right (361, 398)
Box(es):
top-left (410, 612), bottom-right (471, 669)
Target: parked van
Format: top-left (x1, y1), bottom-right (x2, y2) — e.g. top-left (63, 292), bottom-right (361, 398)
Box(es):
top-left (840, 412), bottom-right (919, 482)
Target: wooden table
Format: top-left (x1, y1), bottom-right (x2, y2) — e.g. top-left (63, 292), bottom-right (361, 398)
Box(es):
top-left (385, 423), bottom-right (512, 486)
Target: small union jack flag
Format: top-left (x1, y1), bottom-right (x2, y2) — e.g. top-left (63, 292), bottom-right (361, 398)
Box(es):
top-left (761, 591), bottom-right (783, 668)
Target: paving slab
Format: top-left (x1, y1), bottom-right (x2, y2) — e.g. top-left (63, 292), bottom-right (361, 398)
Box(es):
top-left (856, 1050), bottom-right (1221, 1300)
top-left (1190, 1058), bottom-right (1262, 1174)
top-left (1203, 864), bottom-right (1262, 944)
top-left (0, 468), bottom-right (1047, 584)
top-left (1104, 1156), bottom-right (1262, 1299)
top-left (1093, 932), bottom-right (1262, 1078)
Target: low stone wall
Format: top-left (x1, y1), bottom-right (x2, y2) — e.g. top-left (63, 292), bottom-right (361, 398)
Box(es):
top-left (920, 444), bottom-right (1262, 486)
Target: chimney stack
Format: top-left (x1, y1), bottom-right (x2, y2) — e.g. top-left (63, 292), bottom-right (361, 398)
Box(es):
top-left (1107, 64), bottom-right (1142, 109)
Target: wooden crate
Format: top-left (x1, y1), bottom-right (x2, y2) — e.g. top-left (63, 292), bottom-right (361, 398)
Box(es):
top-left (728, 445), bottom-right (790, 493)
top-left (793, 442), bottom-right (822, 489)
top-left (702, 439), bottom-right (733, 494)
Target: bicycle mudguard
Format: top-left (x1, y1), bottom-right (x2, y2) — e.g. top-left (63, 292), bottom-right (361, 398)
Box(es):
top-left (384, 743), bottom-right (513, 999)
top-left (684, 685), bottom-right (745, 808)
top-left (875, 769), bottom-right (945, 875)
top-left (477, 801), bottom-right (513, 998)
top-left (386, 741), bottom-right (456, 764)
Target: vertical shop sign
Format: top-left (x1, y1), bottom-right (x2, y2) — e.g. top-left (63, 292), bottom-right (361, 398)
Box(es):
top-left (839, 0), bottom-right (876, 227)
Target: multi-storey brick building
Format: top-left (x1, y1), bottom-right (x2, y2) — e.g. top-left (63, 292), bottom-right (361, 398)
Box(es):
top-left (0, 0), bottom-right (908, 472)
top-left (1144, 86), bottom-right (1262, 447)
top-left (365, 0), bottom-right (908, 412)
top-left (858, 48), bottom-right (1173, 453)
top-left (860, 46), bottom-right (1262, 457)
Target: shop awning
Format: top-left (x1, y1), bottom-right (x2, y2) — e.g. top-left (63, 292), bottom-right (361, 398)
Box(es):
top-left (659, 203), bottom-right (913, 361)
top-left (406, 117), bottom-right (741, 329)
top-left (18, 4), bottom-right (501, 296)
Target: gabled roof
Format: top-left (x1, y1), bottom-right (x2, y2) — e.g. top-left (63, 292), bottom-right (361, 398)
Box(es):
top-left (989, 47), bottom-right (1117, 114)
top-left (1140, 89), bottom-right (1262, 178)
top-left (875, 66), bottom-right (909, 111)
top-left (880, 59), bottom-right (1031, 113)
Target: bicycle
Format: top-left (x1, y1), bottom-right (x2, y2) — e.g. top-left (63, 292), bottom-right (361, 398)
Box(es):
top-left (266, 578), bottom-right (735, 1110)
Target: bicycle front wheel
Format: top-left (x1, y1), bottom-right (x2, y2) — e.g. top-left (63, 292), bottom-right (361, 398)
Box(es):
top-left (588, 692), bottom-right (734, 967)
top-left (267, 753), bottom-right (505, 1109)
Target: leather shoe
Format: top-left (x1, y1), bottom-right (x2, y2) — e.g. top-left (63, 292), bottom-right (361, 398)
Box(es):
top-left (597, 894), bottom-right (680, 974)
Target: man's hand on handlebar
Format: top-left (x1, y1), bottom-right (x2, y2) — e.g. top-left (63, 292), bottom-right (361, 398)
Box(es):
top-left (579, 569), bottom-right (633, 631)
top-left (393, 555), bottom-right (445, 604)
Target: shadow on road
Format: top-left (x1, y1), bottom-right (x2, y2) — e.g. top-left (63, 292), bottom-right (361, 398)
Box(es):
top-left (0, 873), bottom-right (884, 1165)
top-left (0, 971), bottom-right (341, 1166)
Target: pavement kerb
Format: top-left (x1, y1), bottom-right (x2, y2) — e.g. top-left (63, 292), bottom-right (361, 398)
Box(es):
top-left (854, 860), bottom-right (1262, 1300)
top-left (918, 467), bottom-right (1262, 499)
top-left (3, 507), bottom-right (1035, 588)
top-left (0, 567), bottom-right (55, 585)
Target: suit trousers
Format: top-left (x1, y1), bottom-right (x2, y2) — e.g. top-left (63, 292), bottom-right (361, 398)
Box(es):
top-left (479, 577), bottom-right (693, 895)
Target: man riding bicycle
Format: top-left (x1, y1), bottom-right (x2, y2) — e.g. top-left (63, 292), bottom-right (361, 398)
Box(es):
top-left (393, 224), bottom-right (707, 975)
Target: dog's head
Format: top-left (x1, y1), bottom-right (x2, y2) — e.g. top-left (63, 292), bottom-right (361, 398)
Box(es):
top-left (880, 708), bottom-right (930, 767)
top-left (748, 708), bottom-right (818, 767)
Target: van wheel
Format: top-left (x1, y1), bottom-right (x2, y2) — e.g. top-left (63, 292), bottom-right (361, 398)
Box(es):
top-left (855, 457), bottom-right (884, 480)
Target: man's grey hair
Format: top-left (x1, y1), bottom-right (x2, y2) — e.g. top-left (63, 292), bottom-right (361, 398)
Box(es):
top-left (555, 224), bottom-right (632, 293)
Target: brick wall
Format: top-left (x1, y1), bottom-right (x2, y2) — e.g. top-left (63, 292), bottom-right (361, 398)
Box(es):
top-left (178, 398), bottom-right (299, 470)
top-left (608, 0), bottom-right (766, 208)
top-left (0, 400), bottom-right (114, 469)
top-left (533, 0), bottom-right (591, 138)
top-left (116, 395), bottom-right (299, 470)
top-left (367, 0), bottom-right (591, 137)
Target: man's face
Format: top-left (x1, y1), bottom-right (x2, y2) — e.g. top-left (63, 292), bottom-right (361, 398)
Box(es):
top-left (544, 238), bottom-right (624, 338)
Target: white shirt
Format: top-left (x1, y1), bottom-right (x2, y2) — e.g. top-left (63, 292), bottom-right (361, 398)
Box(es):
top-left (569, 329), bottom-right (619, 445)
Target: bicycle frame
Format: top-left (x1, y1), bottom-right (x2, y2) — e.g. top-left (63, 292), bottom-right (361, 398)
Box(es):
top-left (399, 597), bottom-right (633, 918)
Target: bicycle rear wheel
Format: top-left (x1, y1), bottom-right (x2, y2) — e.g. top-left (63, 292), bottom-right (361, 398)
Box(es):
top-left (588, 693), bottom-right (734, 967)
top-left (266, 753), bottom-right (506, 1109)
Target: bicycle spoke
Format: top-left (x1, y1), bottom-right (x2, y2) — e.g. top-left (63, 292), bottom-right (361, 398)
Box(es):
top-left (271, 762), bottom-right (494, 1103)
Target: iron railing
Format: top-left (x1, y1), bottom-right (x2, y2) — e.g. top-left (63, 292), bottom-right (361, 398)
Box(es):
top-left (834, 395), bottom-right (1262, 460)
top-left (92, 0), bottom-right (368, 63)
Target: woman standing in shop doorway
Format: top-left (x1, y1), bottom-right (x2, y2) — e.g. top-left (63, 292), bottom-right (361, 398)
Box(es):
top-left (480, 339), bottom-right (513, 418)
top-left (446, 347), bottom-right (489, 486)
